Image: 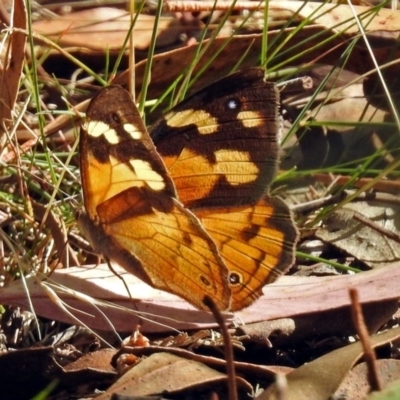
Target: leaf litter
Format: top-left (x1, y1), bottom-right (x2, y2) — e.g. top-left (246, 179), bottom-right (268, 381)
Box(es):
top-left (1, 1), bottom-right (400, 399)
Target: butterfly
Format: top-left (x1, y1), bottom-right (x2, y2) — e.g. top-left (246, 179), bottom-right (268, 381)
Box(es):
top-left (78, 68), bottom-right (298, 312)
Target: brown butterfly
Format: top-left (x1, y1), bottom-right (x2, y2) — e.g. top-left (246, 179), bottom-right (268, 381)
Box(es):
top-left (78, 68), bottom-right (297, 312)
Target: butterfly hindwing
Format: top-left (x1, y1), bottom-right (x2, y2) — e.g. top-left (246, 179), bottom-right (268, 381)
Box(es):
top-left (151, 68), bottom-right (280, 208)
top-left (195, 196), bottom-right (298, 311)
top-left (79, 85), bottom-right (231, 311)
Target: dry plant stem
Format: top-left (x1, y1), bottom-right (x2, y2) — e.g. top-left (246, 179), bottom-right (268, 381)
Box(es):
top-left (297, 192), bottom-right (400, 245)
top-left (352, 212), bottom-right (400, 245)
top-left (314, 173), bottom-right (400, 194)
top-left (278, 76), bottom-right (313, 93)
top-left (165, 1), bottom-right (267, 12)
top-left (32, 201), bottom-right (80, 268)
top-left (291, 192), bottom-right (345, 214)
top-left (128, 0), bottom-right (135, 100)
top-left (347, 191), bottom-right (400, 205)
top-left (0, 1), bottom-right (50, 81)
top-left (203, 296), bottom-right (237, 400)
top-left (349, 288), bottom-right (382, 392)
top-left (106, 258), bottom-right (133, 301)
top-left (1, 97), bottom-right (88, 164)
top-left (275, 373), bottom-right (288, 400)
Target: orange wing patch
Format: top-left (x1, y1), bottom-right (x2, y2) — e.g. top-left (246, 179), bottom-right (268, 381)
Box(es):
top-left (79, 70), bottom-right (298, 312)
top-left (78, 189), bottom-right (231, 311)
top-left (79, 85), bottom-right (231, 311)
top-left (194, 196), bottom-right (298, 311)
top-left (152, 69), bottom-right (279, 209)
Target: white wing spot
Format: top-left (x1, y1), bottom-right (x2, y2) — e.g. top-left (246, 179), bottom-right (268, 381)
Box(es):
top-left (86, 120), bottom-right (119, 144)
top-left (123, 123), bottom-right (142, 139)
top-left (227, 99), bottom-right (239, 110)
top-left (130, 159), bottom-right (166, 191)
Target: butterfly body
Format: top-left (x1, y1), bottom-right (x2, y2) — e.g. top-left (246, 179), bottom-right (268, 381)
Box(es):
top-left (79, 69), bottom-right (297, 311)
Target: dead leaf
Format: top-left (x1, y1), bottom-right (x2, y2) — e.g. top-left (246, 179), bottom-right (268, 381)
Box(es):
top-left (33, 7), bottom-right (181, 52)
top-left (96, 352), bottom-right (239, 399)
top-left (271, 1), bottom-right (400, 34)
top-left (0, 347), bottom-right (61, 399)
top-left (334, 359), bottom-right (400, 400)
top-left (49, 349), bottom-right (117, 397)
top-left (238, 300), bottom-right (398, 346)
top-left (112, 346), bottom-right (280, 385)
top-left (1, 262), bottom-right (400, 333)
top-left (261, 325), bottom-right (400, 400)
top-left (316, 203), bottom-right (400, 268)
top-left (62, 348), bottom-right (117, 373)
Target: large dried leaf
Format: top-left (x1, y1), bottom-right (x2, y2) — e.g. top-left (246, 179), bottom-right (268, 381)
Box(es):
top-left (1, 262), bottom-right (400, 333)
top-left (238, 300), bottom-right (398, 346)
top-left (335, 360), bottom-right (400, 400)
top-left (33, 7), bottom-right (180, 51)
top-left (272, 1), bottom-right (400, 33)
top-left (316, 201), bottom-right (400, 268)
top-left (96, 352), bottom-right (233, 399)
top-left (261, 326), bottom-right (400, 400)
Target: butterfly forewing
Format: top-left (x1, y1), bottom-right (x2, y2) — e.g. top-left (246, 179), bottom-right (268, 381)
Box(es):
top-left (151, 68), bottom-right (280, 208)
top-left (79, 85), bottom-right (231, 311)
top-left (80, 86), bottom-right (176, 219)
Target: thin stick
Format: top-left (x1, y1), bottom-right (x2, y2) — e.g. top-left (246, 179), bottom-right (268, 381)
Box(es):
top-left (352, 212), bottom-right (400, 245)
top-left (165, 1), bottom-right (266, 12)
top-left (129, 0), bottom-right (135, 101)
top-left (349, 288), bottom-right (382, 392)
top-left (203, 296), bottom-right (237, 400)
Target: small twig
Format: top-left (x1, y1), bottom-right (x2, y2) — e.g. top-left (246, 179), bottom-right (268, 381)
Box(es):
top-left (274, 373), bottom-right (288, 400)
top-left (349, 288), bottom-right (382, 392)
top-left (314, 173), bottom-right (400, 195)
top-left (349, 191), bottom-right (400, 205)
top-left (203, 296), bottom-right (237, 400)
top-left (353, 212), bottom-right (400, 245)
top-left (291, 192), bottom-right (345, 214)
top-left (106, 258), bottom-right (133, 301)
top-left (165, 1), bottom-right (266, 13)
top-left (277, 76), bottom-right (313, 92)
